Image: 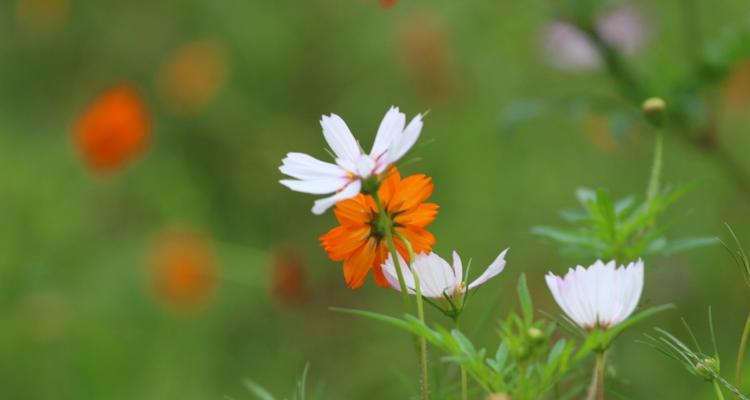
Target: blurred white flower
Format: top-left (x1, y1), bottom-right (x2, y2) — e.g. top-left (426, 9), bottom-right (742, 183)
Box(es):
top-left (381, 249), bottom-right (508, 298)
top-left (279, 106), bottom-right (423, 214)
top-left (541, 6), bottom-right (647, 70)
top-left (545, 259), bottom-right (644, 330)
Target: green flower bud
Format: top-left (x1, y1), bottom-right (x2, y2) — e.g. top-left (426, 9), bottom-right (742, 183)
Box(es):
top-left (642, 97), bottom-right (666, 127)
top-left (694, 356), bottom-right (720, 380)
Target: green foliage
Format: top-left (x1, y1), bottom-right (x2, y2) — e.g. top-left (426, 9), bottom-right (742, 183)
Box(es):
top-left (334, 275), bottom-right (591, 399)
top-left (532, 185), bottom-right (718, 262)
top-left (244, 364), bottom-right (320, 400)
top-left (641, 310), bottom-right (749, 400)
top-left (721, 223), bottom-right (750, 289)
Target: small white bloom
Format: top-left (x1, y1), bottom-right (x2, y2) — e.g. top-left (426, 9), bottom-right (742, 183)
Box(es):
top-left (545, 259), bottom-right (644, 330)
top-left (279, 106), bottom-right (423, 215)
top-left (540, 6), bottom-right (647, 70)
top-left (381, 249), bottom-right (509, 299)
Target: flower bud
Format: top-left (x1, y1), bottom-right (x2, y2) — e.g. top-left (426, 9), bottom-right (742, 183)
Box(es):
top-left (527, 327), bottom-right (544, 342)
top-left (694, 356), bottom-right (720, 380)
top-left (486, 394), bottom-right (511, 400)
top-left (642, 97), bottom-right (666, 127)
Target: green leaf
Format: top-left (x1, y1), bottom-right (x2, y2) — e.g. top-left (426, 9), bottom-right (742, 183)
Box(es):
top-left (517, 273), bottom-right (534, 326)
top-left (604, 304), bottom-right (675, 344)
top-left (657, 237), bottom-right (719, 256)
top-left (244, 380), bottom-right (277, 400)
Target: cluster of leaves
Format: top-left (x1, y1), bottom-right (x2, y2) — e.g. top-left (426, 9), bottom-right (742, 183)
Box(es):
top-left (335, 275), bottom-right (671, 399)
top-left (532, 184), bottom-right (717, 263)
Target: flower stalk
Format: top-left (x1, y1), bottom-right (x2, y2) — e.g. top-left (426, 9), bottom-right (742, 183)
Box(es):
top-left (396, 231), bottom-right (430, 400)
top-left (587, 351), bottom-right (607, 400)
top-left (736, 312), bottom-right (750, 397)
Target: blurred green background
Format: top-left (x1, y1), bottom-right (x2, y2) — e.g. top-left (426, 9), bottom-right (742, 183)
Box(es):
top-left (1, 0), bottom-right (750, 398)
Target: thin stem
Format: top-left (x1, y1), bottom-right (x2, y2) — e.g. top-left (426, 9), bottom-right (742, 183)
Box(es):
top-left (715, 380), bottom-right (728, 400)
top-left (455, 320), bottom-right (469, 400)
top-left (396, 231), bottom-right (430, 400)
top-left (586, 352), bottom-right (607, 400)
top-left (374, 195), bottom-right (411, 310)
top-left (736, 312), bottom-right (750, 397)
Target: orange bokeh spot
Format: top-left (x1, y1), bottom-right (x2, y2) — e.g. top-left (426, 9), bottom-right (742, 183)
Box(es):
top-left (723, 58), bottom-right (750, 109)
top-left (74, 85), bottom-right (150, 173)
top-left (157, 39), bottom-right (230, 114)
top-left (150, 230), bottom-right (218, 311)
top-left (379, 0), bottom-right (398, 9)
top-left (16, 0), bottom-right (69, 35)
top-left (270, 247), bottom-right (307, 306)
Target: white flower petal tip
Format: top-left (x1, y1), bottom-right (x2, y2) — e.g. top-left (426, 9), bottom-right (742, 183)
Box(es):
top-left (381, 249), bottom-right (509, 299)
top-left (280, 107), bottom-right (424, 214)
top-left (545, 259), bottom-right (644, 330)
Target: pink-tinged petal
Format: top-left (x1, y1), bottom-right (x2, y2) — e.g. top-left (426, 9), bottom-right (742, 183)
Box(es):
top-left (371, 106), bottom-right (405, 158)
top-left (311, 180), bottom-right (362, 215)
top-left (468, 248), bottom-right (508, 290)
top-left (386, 113), bottom-right (423, 164)
top-left (320, 114), bottom-right (361, 161)
top-left (279, 177), bottom-right (349, 194)
top-left (279, 152), bottom-right (345, 180)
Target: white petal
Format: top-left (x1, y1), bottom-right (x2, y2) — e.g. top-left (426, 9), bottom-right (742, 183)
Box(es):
top-left (386, 113), bottom-right (423, 164)
top-left (310, 180), bottom-right (361, 215)
top-left (451, 251), bottom-right (463, 285)
top-left (279, 152), bottom-right (345, 180)
top-left (354, 155), bottom-right (377, 178)
top-left (382, 253), bottom-right (416, 293)
top-left (279, 177), bottom-right (349, 194)
top-left (371, 106), bottom-right (405, 158)
top-left (320, 114), bottom-right (361, 161)
top-left (413, 252), bottom-right (456, 298)
top-left (468, 248), bottom-right (508, 290)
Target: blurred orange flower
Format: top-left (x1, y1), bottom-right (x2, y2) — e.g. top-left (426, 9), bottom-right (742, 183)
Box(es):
top-left (723, 58), bottom-right (750, 109)
top-left (16, 0), bottom-right (69, 35)
top-left (150, 230), bottom-right (218, 311)
top-left (379, 0), bottom-right (398, 9)
top-left (320, 168), bottom-right (438, 289)
top-left (74, 85), bottom-right (150, 173)
top-left (270, 247), bottom-right (307, 306)
top-left (157, 39), bottom-right (230, 113)
top-left (396, 13), bottom-right (459, 104)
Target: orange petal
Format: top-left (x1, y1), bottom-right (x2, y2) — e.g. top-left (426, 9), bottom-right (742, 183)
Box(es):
top-left (320, 225), bottom-right (370, 261)
top-left (370, 243), bottom-right (389, 288)
top-left (388, 174), bottom-right (434, 212)
top-left (395, 226), bottom-right (435, 255)
top-left (333, 194), bottom-right (372, 227)
top-left (343, 239), bottom-right (377, 289)
top-left (394, 202), bottom-right (439, 228)
top-left (377, 167), bottom-right (401, 207)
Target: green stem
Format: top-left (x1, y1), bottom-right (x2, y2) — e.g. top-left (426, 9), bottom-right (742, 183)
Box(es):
top-left (736, 312), bottom-right (750, 396)
top-left (455, 320), bottom-right (469, 400)
top-left (396, 231), bottom-right (430, 400)
top-left (714, 380), bottom-right (727, 400)
top-left (374, 195), bottom-right (411, 310)
top-left (586, 352), bottom-right (607, 400)
top-left (646, 131), bottom-right (663, 205)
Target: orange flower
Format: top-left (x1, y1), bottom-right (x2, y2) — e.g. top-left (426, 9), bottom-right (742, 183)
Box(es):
top-left (150, 230), bottom-right (218, 311)
top-left (157, 39), bottom-right (230, 114)
top-left (379, 0), bottom-right (398, 9)
top-left (320, 168), bottom-right (438, 289)
top-left (270, 247), bottom-right (307, 306)
top-left (74, 85), bottom-right (150, 173)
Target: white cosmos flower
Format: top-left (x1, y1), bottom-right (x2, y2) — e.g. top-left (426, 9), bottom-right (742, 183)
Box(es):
top-left (279, 106), bottom-right (423, 215)
top-left (540, 6), bottom-right (647, 70)
top-left (545, 259), bottom-right (644, 330)
top-left (381, 249), bottom-right (509, 299)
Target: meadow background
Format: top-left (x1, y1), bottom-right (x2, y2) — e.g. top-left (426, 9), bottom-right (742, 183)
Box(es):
top-left (1, 0), bottom-right (750, 398)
